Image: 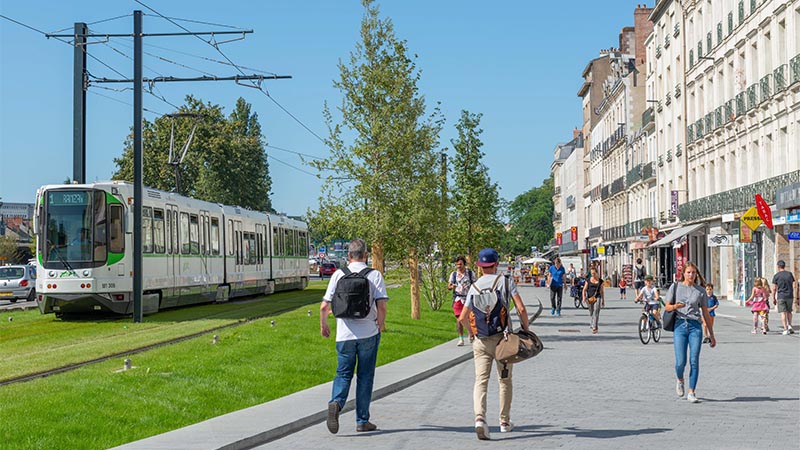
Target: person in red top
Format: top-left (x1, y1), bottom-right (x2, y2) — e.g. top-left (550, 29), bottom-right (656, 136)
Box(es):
top-left (619, 277), bottom-right (628, 300)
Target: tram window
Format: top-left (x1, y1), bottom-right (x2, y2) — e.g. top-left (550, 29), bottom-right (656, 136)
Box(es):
top-left (143, 207), bottom-right (153, 254)
top-left (172, 211), bottom-right (179, 255)
top-left (284, 229), bottom-right (293, 256)
top-left (109, 205), bottom-right (124, 253)
top-left (153, 209), bottom-right (165, 253)
top-left (250, 234), bottom-right (257, 265)
top-left (257, 232), bottom-right (263, 263)
top-left (199, 216), bottom-right (206, 255)
top-left (272, 227), bottom-right (279, 256)
top-left (190, 214), bottom-right (199, 254)
top-left (180, 212), bottom-right (190, 254)
top-left (263, 233), bottom-right (268, 259)
top-left (228, 219), bottom-right (234, 256)
top-left (235, 230), bottom-right (241, 264)
top-left (165, 210), bottom-right (172, 254)
top-left (211, 217), bottom-right (220, 255)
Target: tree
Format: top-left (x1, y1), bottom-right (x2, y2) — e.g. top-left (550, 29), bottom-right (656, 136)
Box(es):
top-left (310, 0), bottom-right (444, 319)
top-left (449, 110), bottom-right (504, 265)
top-left (0, 236), bottom-right (17, 263)
top-left (502, 176), bottom-right (554, 255)
top-left (113, 96), bottom-right (273, 212)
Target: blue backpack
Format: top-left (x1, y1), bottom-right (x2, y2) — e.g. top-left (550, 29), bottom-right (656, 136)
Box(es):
top-left (467, 275), bottom-right (509, 338)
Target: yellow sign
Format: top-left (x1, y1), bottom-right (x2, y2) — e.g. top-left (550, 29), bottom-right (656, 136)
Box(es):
top-left (741, 206), bottom-right (763, 231)
top-left (598, 246), bottom-right (605, 255)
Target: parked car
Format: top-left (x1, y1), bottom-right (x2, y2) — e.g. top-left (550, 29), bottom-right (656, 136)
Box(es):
top-left (319, 262), bottom-right (338, 276)
top-left (0, 264), bottom-right (37, 303)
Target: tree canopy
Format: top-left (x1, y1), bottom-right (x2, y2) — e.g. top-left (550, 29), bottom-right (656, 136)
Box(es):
top-left (501, 176), bottom-right (554, 255)
top-left (113, 96), bottom-right (273, 212)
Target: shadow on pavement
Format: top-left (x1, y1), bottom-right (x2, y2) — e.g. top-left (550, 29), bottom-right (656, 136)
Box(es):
top-left (365, 424), bottom-right (672, 440)
top-left (702, 396), bottom-right (800, 403)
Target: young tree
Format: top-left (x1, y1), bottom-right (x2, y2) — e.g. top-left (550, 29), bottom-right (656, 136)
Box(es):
top-left (113, 96), bottom-right (272, 212)
top-left (503, 176), bottom-right (554, 254)
top-left (449, 110), bottom-right (503, 265)
top-left (310, 0), bottom-right (444, 319)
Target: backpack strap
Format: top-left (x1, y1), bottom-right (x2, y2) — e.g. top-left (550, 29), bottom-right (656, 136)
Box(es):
top-left (357, 267), bottom-right (374, 277)
top-left (341, 267), bottom-right (352, 276)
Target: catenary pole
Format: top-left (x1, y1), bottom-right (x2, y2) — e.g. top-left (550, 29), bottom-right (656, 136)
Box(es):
top-left (73, 22), bottom-right (87, 184)
top-left (133, 10), bottom-right (143, 323)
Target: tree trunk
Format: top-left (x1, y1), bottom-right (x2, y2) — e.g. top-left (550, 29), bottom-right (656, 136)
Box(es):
top-left (371, 240), bottom-right (385, 274)
top-left (408, 248), bottom-right (421, 320)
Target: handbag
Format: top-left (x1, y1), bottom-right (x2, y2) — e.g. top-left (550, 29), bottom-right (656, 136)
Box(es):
top-left (585, 280), bottom-right (599, 305)
top-left (495, 275), bottom-right (544, 365)
top-left (662, 283), bottom-right (677, 332)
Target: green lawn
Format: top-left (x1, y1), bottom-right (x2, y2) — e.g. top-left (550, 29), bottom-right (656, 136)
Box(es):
top-left (1, 281), bottom-right (456, 450)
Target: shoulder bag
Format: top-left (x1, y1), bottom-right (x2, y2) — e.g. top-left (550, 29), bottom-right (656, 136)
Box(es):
top-left (662, 283), bottom-right (677, 332)
top-left (586, 279), bottom-right (599, 305)
top-left (495, 275), bottom-right (544, 365)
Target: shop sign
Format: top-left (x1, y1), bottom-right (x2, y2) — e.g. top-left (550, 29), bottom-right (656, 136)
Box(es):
top-left (598, 246), bottom-right (605, 255)
top-left (670, 190), bottom-right (679, 217)
top-left (556, 233), bottom-right (563, 246)
top-left (570, 226), bottom-right (578, 241)
top-left (788, 213), bottom-right (800, 224)
top-left (754, 194), bottom-right (773, 229)
top-left (707, 234), bottom-right (733, 247)
top-left (741, 206), bottom-right (763, 231)
top-left (788, 232), bottom-right (800, 241)
top-left (776, 183), bottom-right (800, 210)
top-left (740, 224), bottom-right (753, 243)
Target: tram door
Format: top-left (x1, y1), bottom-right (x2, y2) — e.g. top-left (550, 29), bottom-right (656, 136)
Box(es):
top-left (199, 210), bottom-right (211, 299)
top-left (163, 204), bottom-right (179, 307)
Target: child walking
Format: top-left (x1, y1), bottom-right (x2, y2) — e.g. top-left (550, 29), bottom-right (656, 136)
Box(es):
top-left (703, 283), bottom-right (719, 343)
top-left (745, 279), bottom-right (769, 334)
top-left (619, 277), bottom-right (627, 300)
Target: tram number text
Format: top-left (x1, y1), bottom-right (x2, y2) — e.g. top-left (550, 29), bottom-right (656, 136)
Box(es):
top-left (101, 283), bottom-right (116, 289)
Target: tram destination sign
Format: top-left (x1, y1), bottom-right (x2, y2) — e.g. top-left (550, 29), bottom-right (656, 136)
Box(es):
top-left (48, 191), bottom-right (89, 206)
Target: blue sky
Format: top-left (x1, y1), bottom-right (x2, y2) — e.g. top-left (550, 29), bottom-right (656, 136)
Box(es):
top-left (1, 0), bottom-right (649, 215)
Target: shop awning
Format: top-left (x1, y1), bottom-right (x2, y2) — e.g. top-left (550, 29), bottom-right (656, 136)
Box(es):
top-left (648, 223), bottom-right (705, 248)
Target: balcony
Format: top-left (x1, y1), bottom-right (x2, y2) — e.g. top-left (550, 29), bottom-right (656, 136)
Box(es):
top-left (735, 92), bottom-right (746, 115)
top-left (746, 84), bottom-right (758, 110)
top-left (658, 155), bottom-right (664, 167)
top-left (610, 177), bottom-right (625, 196)
top-left (679, 171), bottom-right (800, 222)
top-left (696, 119), bottom-right (704, 139)
top-left (715, 106), bottom-right (723, 129)
top-left (724, 99), bottom-right (734, 123)
top-left (627, 164), bottom-right (643, 186)
top-left (665, 92), bottom-right (672, 106)
top-left (642, 161), bottom-right (655, 180)
top-left (666, 149), bottom-right (672, 163)
top-left (675, 84), bottom-right (681, 98)
top-left (674, 23), bottom-right (680, 37)
top-left (554, 186), bottom-right (561, 195)
top-left (705, 112), bottom-right (714, 133)
top-left (589, 226), bottom-right (602, 239)
top-left (717, 22), bottom-right (723, 45)
top-left (642, 107), bottom-right (654, 129)
top-left (626, 217), bottom-right (654, 239)
top-left (687, 124), bottom-right (695, 143)
top-left (656, 44), bottom-right (662, 58)
top-left (675, 144), bottom-right (682, 157)
top-left (553, 212), bottom-right (562, 222)
top-left (566, 195), bottom-right (575, 209)
top-left (664, 34), bottom-right (670, 48)
top-left (791, 54), bottom-right (800, 85)
top-left (774, 65), bottom-right (787, 93)
top-left (760, 74), bottom-right (772, 103)
top-left (656, 100), bottom-right (663, 112)
top-left (750, 0), bottom-right (757, 13)
top-left (601, 185), bottom-right (610, 201)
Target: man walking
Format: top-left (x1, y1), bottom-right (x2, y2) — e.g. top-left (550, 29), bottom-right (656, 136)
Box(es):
top-left (633, 258), bottom-right (646, 291)
top-left (320, 239), bottom-right (389, 433)
top-left (772, 260), bottom-right (795, 335)
top-left (547, 257), bottom-right (566, 316)
top-left (459, 248), bottom-right (529, 440)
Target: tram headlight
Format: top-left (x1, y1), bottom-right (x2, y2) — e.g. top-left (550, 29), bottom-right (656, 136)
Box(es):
top-left (83, 270), bottom-right (90, 277)
top-left (48, 271), bottom-right (56, 277)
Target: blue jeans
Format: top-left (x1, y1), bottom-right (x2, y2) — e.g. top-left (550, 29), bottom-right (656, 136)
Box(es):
top-left (331, 333), bottom-right (381, 424)
top-left (673, 318), bottom-right (703, 390)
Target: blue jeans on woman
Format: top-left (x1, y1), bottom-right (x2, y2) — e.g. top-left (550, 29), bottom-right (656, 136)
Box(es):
top-left (331, 333), bottom-right (381, 425)
top-left (673, 318), bottom-right (703, 390)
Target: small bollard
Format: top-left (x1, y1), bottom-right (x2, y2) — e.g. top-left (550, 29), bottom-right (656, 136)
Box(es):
top-left (212, 335), bottom-right (219, 344)
top-left (124, 358), bottom-right (132, 371)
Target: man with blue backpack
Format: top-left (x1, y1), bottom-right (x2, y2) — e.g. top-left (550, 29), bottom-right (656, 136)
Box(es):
top-left (320, 239), bottom-right (389, 434)
top-left (458, 248), bottom-right (530, 440)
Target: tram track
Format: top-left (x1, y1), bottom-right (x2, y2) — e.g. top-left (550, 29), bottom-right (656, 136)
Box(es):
top-left (0, 298), bottom-right (311, 387)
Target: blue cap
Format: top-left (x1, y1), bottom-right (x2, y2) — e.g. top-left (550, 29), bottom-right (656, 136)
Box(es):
top-left (476, 248), bottom-right (499, 267)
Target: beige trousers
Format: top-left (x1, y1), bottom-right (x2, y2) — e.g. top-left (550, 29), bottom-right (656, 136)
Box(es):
top-left (472, 334), bottom-right (513, 423)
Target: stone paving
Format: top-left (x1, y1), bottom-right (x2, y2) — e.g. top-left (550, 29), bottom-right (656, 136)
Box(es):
top-left (263, 285), bottom-right (799, 450)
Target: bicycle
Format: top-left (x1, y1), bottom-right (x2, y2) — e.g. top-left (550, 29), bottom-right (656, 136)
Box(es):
top-left (637, 301), bottom-right (662, 344)
top-left (571, 277), bottom-right (586, 309)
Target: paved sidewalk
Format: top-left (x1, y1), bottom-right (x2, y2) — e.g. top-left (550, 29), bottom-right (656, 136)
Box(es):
top-left (261, 286), bottom-right (799, 450)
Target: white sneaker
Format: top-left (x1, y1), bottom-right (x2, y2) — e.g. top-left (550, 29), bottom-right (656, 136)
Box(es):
top-left (475, 419), bottom-right (490, 440)
top-left (500, 421), bottom-right (514, 433)
top-left (457, 337), bottom-right (465, 346)
top-left (782, 329), bottom-right (791, 336)
top-left (687, 392), bottom-right (699, 403)
top-left (676, 380), bottom-right (685, 397)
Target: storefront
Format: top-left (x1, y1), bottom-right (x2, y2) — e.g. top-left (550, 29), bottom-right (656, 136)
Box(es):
top-left (774, 183), bottom-right (800, 304)
top-left (648, 223), bottom-right (705, 287)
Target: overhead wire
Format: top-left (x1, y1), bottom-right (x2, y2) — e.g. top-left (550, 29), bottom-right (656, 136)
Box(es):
top-left (266, 145), bottom-right (323, 161)
top-left (266, 154), bottom-right (319, 178)
top-left (143, 42), bottom-right (278, 76)
top-left (48, 13), bottom-right (133, 35)
top-left (87, 89), bottom-right (165, 116)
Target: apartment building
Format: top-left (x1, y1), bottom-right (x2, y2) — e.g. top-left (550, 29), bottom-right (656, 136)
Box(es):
top-left (551, 131), bottom-right (585, 260)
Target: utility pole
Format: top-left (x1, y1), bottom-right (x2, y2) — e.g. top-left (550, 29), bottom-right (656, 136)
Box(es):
top-left (48, 11), bottom-right (290, 323)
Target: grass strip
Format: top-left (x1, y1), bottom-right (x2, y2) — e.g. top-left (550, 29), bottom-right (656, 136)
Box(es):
top-left (1, 282), bottom-right (456, 450)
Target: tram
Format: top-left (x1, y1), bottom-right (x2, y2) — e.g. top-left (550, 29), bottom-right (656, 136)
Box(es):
top-left (33, 181), bottom-right (309, 315)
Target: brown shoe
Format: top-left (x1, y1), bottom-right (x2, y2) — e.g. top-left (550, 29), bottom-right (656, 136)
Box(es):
top-left (326, 402), bottom-right (340, 434)
top-left (356, 422), bottom-right (378, 432)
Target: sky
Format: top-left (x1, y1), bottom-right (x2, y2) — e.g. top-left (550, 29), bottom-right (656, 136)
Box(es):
top-left (1, 0), bottom-right (650, 216)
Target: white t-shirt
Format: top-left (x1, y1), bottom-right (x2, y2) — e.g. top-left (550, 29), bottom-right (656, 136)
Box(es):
top-left (323, 261), bottom-right (389, 342)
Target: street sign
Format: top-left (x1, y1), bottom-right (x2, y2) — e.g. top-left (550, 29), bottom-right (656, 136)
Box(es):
top-left (317, 252), bottom-right (326, 258)
top-left (741, 206), bottom-right (763, 231)
top-left (318, 246), bottom-right (326, 254)
top-left (788, 231), bottom-right (800, 241)
top-left (755, 194), bottom-right (773, 229)
top-left (788, 213), bottom-right (800, 223)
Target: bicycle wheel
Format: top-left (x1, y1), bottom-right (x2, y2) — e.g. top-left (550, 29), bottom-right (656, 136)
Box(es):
top-left (574, 295), bottom-right (584, 309)
top-left (638, 314), bottom-right (650, 344)
top-left (652, 317), bottom-right (661, 342)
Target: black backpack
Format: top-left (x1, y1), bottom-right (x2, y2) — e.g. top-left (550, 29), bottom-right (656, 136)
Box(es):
top-left (331, 267), bottom-right (374, 318)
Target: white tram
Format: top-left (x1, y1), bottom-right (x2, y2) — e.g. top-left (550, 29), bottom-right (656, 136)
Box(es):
top-left (33, 181), bottom-right (309, 315)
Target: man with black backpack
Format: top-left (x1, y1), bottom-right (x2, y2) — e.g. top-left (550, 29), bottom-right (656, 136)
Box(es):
top-left (458, 248), bottom-right (530, 440)
top-left (320, 239), bottom-right (389, 434)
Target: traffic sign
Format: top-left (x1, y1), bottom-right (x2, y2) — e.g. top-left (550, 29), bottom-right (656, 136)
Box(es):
top-left (788, 232), bottom-right (800, 241)
top-left (317, 252), bottom-right (326, 258)
top-left (755, 194), bottom-right (773, 229)
top-left (741, 206), bottom-right (763, 231)
top-left (318, 246), bottom-right (326, 254)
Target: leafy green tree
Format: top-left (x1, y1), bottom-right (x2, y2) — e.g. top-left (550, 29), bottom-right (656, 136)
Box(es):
top-left (449, 110), bottom-right (503, 265)
top-left (503, 176), bottom-right (554, 254)
top-left (310, 0), bottom-right (444, 319)
top-left (0, 236), bottom-right (17, 263)
top-left (113, 96), bottom-right (272, 212)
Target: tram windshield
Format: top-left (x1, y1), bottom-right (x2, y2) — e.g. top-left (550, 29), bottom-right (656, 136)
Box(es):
top-left (41, 190), bottom-right (108, 269)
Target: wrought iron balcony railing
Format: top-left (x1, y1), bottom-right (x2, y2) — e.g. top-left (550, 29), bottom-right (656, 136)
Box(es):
top-left (705, 112), bottom-right (714, 132)
top-left (664, 34), bottom-right (670, 48)
top-left (642, 107), bottom-right (654, 128)
top-left (735, 92), bottom-right (746, 115)
top-left (666, 149), bottom-right (672, 163)
top-left (675, 144), bottom-right (682, 157)
top-left (760, 73), bottom-right (772, 103)
top-left (746, 84), bottom-right (758, 110)
top-left (601, 185), bottom-right (610, 201)
top-left (679, 170), bottom-right (800, 222)
top-left (791, 54), bottom-right (800, 85)
top-left (675, 84), bottom-right (681, 98)
top-left (715, 106), bottom-right (723, 129)
top-left (687, 124), bottom-right (695, 144)
top-left (696, 119), bottom-right (704, 139)
top-left (658, 155), bottom-right (664, 167)
top-left (610, 177), bottom-right (625, 196)
top-left (774, 64), bottom-right (787, 93)
top-left (642, 161), bottom-right (655, 180)
top-left (627, 163), bottom-right (643, 186)
top-left (589, 226), bottom-right (602, 238)
top-left (674, 23), bottom-right (680, 37)
top-left (724, 99), bottom-right (734, 123)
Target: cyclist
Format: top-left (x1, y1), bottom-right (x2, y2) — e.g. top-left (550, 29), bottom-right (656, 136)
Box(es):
top-left (635, 275), bottom-right (662, 326)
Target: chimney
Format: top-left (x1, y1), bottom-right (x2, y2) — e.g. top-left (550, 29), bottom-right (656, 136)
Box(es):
top-left (633, 5), bottom-right (654, 65)
top-left (573, 127), bottom-right (581, 139)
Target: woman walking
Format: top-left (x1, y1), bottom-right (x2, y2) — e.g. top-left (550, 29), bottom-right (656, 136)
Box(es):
top-left (665, 262), bottom-right (717, 403)
top-left (583, 266), bottom-right (604, 334)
